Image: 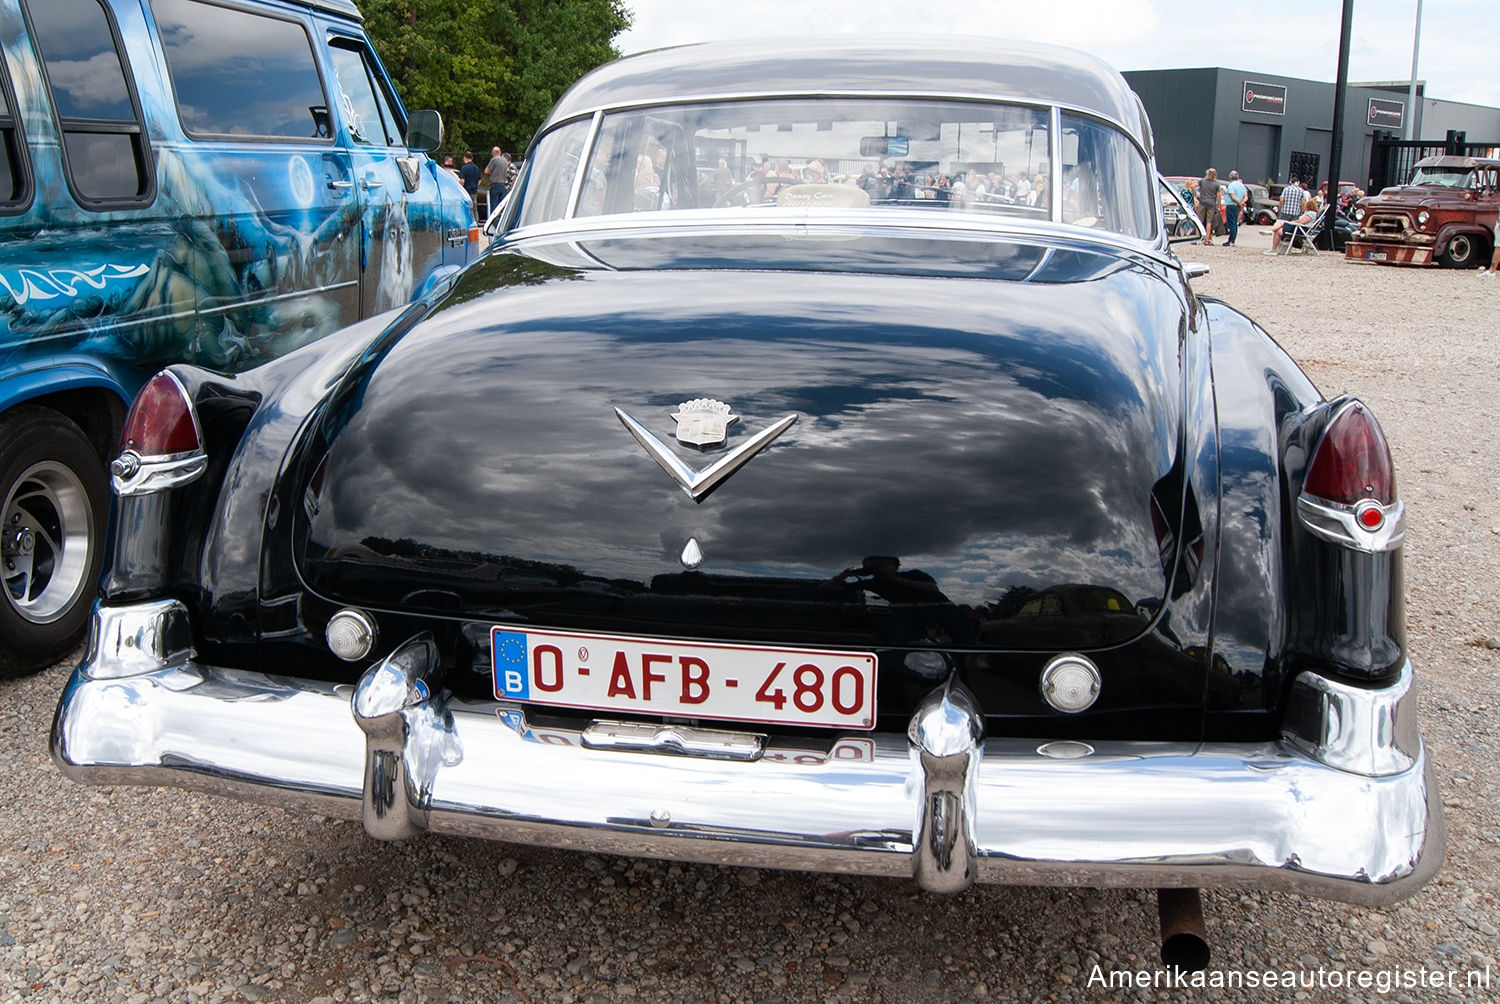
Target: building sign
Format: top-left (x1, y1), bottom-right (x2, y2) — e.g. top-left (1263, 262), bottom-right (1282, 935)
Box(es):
top-left (1243, 81), bottom-right (1288, 115)
top-left (1368, 97), bottom-right (1406, 131)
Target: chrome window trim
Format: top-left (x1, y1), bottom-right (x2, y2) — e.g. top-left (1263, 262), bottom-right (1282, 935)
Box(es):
top-left (1048, 104), bottom-right (1062, 225)
top-left (564, 110), bottom-right (604, 219)
top-left (527, 94), bottom-right (1160, 248)
top-left (494, 209), bottom-right (1181, 270)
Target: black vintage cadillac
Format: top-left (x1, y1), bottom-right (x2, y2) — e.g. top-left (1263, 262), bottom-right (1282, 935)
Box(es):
top-left (53, 37), bottom-right (1441, 964)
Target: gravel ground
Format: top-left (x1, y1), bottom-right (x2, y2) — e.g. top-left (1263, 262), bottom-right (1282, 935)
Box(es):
top-left (3, 228), bottom-right (1498, 1003)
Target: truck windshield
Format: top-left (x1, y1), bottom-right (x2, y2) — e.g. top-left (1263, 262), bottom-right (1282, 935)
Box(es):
top-left (1408, 167), bottom-right (1476, 188)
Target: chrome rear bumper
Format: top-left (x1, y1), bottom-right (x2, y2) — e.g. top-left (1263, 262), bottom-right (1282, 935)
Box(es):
top-left (53, 600), bottom-right (1443, 904)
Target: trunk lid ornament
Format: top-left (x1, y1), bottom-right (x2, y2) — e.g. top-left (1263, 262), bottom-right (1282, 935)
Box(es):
top-left (615, 404), bottom-right (797, 501)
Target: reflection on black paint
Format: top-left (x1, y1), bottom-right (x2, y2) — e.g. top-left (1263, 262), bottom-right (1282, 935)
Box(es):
top-left (295, 232), bottom-right (1189, 665)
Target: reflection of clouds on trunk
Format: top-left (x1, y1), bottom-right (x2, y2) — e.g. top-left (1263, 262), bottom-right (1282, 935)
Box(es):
top-left (304, 241), bottom-right (1186, 619)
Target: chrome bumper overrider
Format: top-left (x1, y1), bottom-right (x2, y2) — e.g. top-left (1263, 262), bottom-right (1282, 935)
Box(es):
top-left (53, 600), bottom-right (1443, 904)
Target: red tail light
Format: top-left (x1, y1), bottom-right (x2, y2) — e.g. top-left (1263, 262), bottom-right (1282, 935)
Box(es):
top-left (1303, 403), bottom-right (1394, 506)
top-left (120, 371), bottom-right (201, 457)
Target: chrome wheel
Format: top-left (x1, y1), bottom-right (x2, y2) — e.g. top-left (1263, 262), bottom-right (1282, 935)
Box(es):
top-left (3, 460), bottom-right (94, 625)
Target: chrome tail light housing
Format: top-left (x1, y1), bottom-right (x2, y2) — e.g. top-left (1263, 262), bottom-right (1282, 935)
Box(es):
top-left (1296, 400), bottom-right (1404, 552)
top-left (110, 371), bottom-right (207, 496)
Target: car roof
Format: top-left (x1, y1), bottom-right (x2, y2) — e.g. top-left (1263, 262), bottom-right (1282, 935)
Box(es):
top-left (296, 0), bottom-right (361, 18)
top-left (543, 36), bottom-right (1152, 153)
top-left (1413, 155), bottom-right (1500, 170)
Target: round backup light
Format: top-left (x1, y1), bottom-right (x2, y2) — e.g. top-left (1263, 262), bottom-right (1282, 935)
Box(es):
top-left (1355, 500), bottom-right (1386, 531)
top-left (326, 608), bottom-right (377, 662)
top-left (1039, 653), bottom-right (1101, 714)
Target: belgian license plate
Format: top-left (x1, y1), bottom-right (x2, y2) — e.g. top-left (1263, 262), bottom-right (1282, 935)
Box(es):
top-left (1368, 251), bottom-right (1387, 261)
top-left (492, 625), bottom-right (877, 730)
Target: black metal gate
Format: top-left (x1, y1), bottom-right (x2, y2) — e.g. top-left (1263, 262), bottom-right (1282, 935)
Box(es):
top-left (1288, 151), bottom-right (1321, 186)
top-left (1368, 130), bottom-right (1500, 191)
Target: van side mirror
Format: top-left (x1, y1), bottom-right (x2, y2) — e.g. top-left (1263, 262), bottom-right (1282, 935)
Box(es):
top-left (406, 110), bottom-right (444, 153)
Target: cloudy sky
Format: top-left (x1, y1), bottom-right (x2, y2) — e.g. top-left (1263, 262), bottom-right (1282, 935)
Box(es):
top-left (616, 0), bottom-right (1496, 110)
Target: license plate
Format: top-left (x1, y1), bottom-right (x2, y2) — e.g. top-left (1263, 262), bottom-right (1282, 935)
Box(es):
top-left (492, 625), bottom-right (877, 730)
top-left (1367, 252), bottom-right (1387, 260)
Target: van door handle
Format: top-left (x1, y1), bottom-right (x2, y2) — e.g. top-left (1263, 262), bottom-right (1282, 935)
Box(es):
top-left (362, 177), bottom-right (384, 190)
top-left (328, 180), bottom-right (354, 190)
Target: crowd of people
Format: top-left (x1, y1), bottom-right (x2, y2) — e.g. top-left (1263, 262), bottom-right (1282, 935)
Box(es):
top-left (1183, 167), bottom-right (1365, 250)
top-left (700, 157), bottom-right (1053, 212)
top-left (442, 146), bottom-right (520, 219)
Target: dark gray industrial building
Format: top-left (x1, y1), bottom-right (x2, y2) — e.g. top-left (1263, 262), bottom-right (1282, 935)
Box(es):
top-left (1124, 67), bottom-right (1500, 191)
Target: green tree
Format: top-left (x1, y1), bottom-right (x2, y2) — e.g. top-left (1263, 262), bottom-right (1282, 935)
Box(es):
top-left (361, 0), bottom-right (632, 156)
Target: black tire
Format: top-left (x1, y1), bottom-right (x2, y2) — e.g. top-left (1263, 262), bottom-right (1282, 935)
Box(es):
top-left (1438, 232), bottom-right (1484, 269)
top-left (0, 406), bottom-right (109, 675)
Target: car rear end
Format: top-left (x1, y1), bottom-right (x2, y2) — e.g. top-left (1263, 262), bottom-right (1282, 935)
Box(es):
top-left (53, 36), bottom-right (1441, 921)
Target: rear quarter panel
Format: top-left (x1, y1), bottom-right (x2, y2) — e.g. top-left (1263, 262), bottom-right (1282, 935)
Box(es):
top-left (1200, 297), bottom-right (1328, 731)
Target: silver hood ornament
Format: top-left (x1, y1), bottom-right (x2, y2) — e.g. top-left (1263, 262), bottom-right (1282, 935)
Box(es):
top-left (615, 400), bottom-right (797, 502)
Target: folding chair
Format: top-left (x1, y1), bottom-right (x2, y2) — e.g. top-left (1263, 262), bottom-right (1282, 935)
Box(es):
top-left (1274, 214), bottom-right (1323, 256)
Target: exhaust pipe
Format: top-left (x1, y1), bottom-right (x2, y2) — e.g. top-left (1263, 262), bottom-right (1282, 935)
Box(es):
top-left (1157, 888), bottom-right (1210, 972)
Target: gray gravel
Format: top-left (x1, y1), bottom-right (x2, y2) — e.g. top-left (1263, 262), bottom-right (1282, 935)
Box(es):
top-left (4, 228), bottom-right (1498, 1002)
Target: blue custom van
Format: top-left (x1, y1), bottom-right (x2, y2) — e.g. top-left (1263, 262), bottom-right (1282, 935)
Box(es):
top-left (1, 0), bottom-right (477, 672)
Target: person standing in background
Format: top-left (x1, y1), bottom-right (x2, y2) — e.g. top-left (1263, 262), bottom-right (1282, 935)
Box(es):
top-left (1223, 170), bottom-right (1248, 247)
top-left (1196, 167), bottom-right (1222, 246)
top-left (1278, 177), bottom-right (1307, 220)
top-left (459, 151), bottom-right (481, 215)
top-left (482, 147), bottom-right (510, 218)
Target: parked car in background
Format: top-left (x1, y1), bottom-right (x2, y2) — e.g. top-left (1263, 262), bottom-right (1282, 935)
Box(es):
top-left (1347, 155), bottom-right (1500, 267)
top-left (0, 0), bottom-right (478, 674)
top-left (55, 36), bottom-right (1442, 968)
top-left (1243, 183), bottom-right (1278, 225)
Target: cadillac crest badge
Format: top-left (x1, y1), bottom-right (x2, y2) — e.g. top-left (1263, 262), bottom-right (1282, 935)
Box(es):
top-left (672, 398), bottom-right (739, 447)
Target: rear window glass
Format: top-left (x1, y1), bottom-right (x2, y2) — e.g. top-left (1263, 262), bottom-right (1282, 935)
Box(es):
top-left (513, 97), bottom-right (1157, 241)
top-left (153, 0), bottom-right (330, 140)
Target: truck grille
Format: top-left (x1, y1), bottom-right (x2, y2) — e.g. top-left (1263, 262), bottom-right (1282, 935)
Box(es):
top-left (1365, 214), bottom-right (1413, 238)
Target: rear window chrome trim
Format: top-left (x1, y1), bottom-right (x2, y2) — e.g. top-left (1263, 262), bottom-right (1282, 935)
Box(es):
top-left (495, 210), bottom-right (1179, 270)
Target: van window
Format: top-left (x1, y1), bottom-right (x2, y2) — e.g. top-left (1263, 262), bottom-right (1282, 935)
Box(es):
top-left (23, 0), bottom-right (153, 205)
top-left (328, 41), bottom-right (401, 147)
top-left (0, 59), bottom-right (29, 211)
top-left (152, 0), bottom-right (331, 141)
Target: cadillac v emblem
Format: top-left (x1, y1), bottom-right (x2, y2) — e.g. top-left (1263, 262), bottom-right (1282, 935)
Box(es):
top-left (672, 399), bottom-right (737, 447)
top-left (615, 400), bottom-right (797, 502)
